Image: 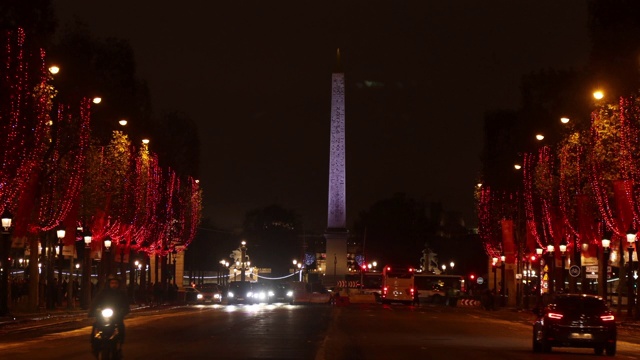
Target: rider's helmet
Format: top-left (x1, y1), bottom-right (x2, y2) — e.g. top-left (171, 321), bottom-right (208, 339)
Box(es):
top-left (106, 275), bottom-right (122, 289)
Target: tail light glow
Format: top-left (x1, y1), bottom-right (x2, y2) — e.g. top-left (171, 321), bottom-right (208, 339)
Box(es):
top-left (547, 312), bottom-right (563, 320)
top-left (600, 314), bottom-right (615, 321)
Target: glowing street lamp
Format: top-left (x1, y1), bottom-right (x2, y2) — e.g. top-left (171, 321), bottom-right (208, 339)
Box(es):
top-left (593, 90), bottom-right (604, 100)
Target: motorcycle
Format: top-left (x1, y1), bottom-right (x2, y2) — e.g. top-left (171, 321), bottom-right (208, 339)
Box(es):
top-left (90, 307), bottom-right (123, 359)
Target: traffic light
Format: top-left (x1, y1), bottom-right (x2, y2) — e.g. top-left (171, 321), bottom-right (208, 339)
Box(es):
top-left (469, 274), bottom-right (475, 281)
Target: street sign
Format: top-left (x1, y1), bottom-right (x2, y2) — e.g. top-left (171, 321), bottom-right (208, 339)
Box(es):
top-left (569, 265), bottom-right (581, 277)
top-left (477, 277), bottom-right (484, 285)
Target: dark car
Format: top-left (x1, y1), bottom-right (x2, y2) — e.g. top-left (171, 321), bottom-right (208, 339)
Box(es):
top-left (226, 281), bottom-right (254, 305)
top-left (269, 283), bottom-right (294, 304)
top-left (532, 294), bottom-right (616, 355)
top-left (251, 283), bottom-right (272, 304)
top-left (195, 284), bottom-right (223, 304)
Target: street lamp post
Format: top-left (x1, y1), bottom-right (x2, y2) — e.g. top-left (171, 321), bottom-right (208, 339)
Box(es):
top-left (626, 229), bottom-right (636, 319)
top-left (559, 241), bottom-right (567, 292)
top-left (56, 228), bottom-right (65, 308)
top-left (492, 257), bottom-right (498, 294)
top-left (119, 240), bottom-right (126, 278)
top-left (547, 245), bottom-right (555, 295)
top-left (601, 237), bottom-right (611, 301)
top-left (56, 228), bottom-right (65, 283)
top-left (219, 259), bottom-right (226, 286)
top-left (536, 247), bottom-right (543, 305)
top-left (172, 252), bottom-right (177, 286)
top-left (572, 235), bottom-right (581, 293)
top-left (224, 261), bottom-right (229, 286)
top-left (500, 255), bottom-right (506, 306)
top-left (0, 211), bottom-right (13, 316)
top-left (240, 241), bottom-right (247, 282)
top-left (82, 230), bottom-right (92, 309)
top-left (104, 237), bottom-right (112, 277)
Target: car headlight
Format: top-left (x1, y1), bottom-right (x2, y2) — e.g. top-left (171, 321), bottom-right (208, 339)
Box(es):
top-left (228, 292), bottom-right (234, 298)
top-left (214, 294), bottom-right (221, 299)
top-left (286, 291), bottom-right (293, 297)
top-left (197, 294), bottom-right (203, 299)
top-left (268, 291), bottom-right (274, 297)
top-left (247, 292), bottom-right (254, 298)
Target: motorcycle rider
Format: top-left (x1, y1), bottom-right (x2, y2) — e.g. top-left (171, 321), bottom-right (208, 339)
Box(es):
top-left (89, 275), bottom-right (131, 345)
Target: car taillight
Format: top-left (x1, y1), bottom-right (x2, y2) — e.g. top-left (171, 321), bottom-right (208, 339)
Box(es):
top-left (600, 314), bottom-right (615, 321)
top-left (547, 312), bottom-right (563, 320)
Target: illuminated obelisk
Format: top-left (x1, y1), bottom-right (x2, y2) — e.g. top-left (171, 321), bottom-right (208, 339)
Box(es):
top-left (325, 49), bottom-right (348, 284)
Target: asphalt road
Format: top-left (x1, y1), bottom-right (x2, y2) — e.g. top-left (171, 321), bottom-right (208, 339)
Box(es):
top-left (1, 303), bottom-right (640, 359)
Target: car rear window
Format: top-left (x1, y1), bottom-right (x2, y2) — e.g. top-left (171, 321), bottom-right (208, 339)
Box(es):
top-left (553, 297), bottom-right (606, 312)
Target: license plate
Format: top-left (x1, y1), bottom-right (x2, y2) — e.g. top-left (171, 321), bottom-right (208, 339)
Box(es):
top-left (569, 333), bottom-right (592, 339)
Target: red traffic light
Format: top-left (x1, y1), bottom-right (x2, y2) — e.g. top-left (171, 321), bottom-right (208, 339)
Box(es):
top-left (469, 274), bottom-right (475, 280)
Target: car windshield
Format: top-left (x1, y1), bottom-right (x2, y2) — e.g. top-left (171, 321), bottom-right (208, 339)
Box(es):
top-left (198, 284), bottom-right (220, 292)
top-left (552, 297), bottom-right (607, 312)
top-left (229, 282), bottom-right (252, 290)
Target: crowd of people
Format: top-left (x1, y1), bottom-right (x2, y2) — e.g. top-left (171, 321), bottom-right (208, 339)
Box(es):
top-left (7, 274), bottom-right (183, 311)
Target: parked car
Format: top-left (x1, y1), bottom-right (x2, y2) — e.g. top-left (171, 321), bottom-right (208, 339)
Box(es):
top-left (195, 284), bottom-right (223, 304)
top-left (532, 294), bottom-right (616, 355)
top-left (226, 281), bottom-right (254, 305)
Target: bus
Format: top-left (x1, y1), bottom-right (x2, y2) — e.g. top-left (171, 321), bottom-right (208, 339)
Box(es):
top-left (414, 274), bottom-right (465, 304)
top-left (381, 265), bottom-right (415, 304)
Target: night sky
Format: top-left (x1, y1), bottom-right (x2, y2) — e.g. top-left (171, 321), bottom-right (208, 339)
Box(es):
top-left (54, 1), bottom-right (590, 233)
